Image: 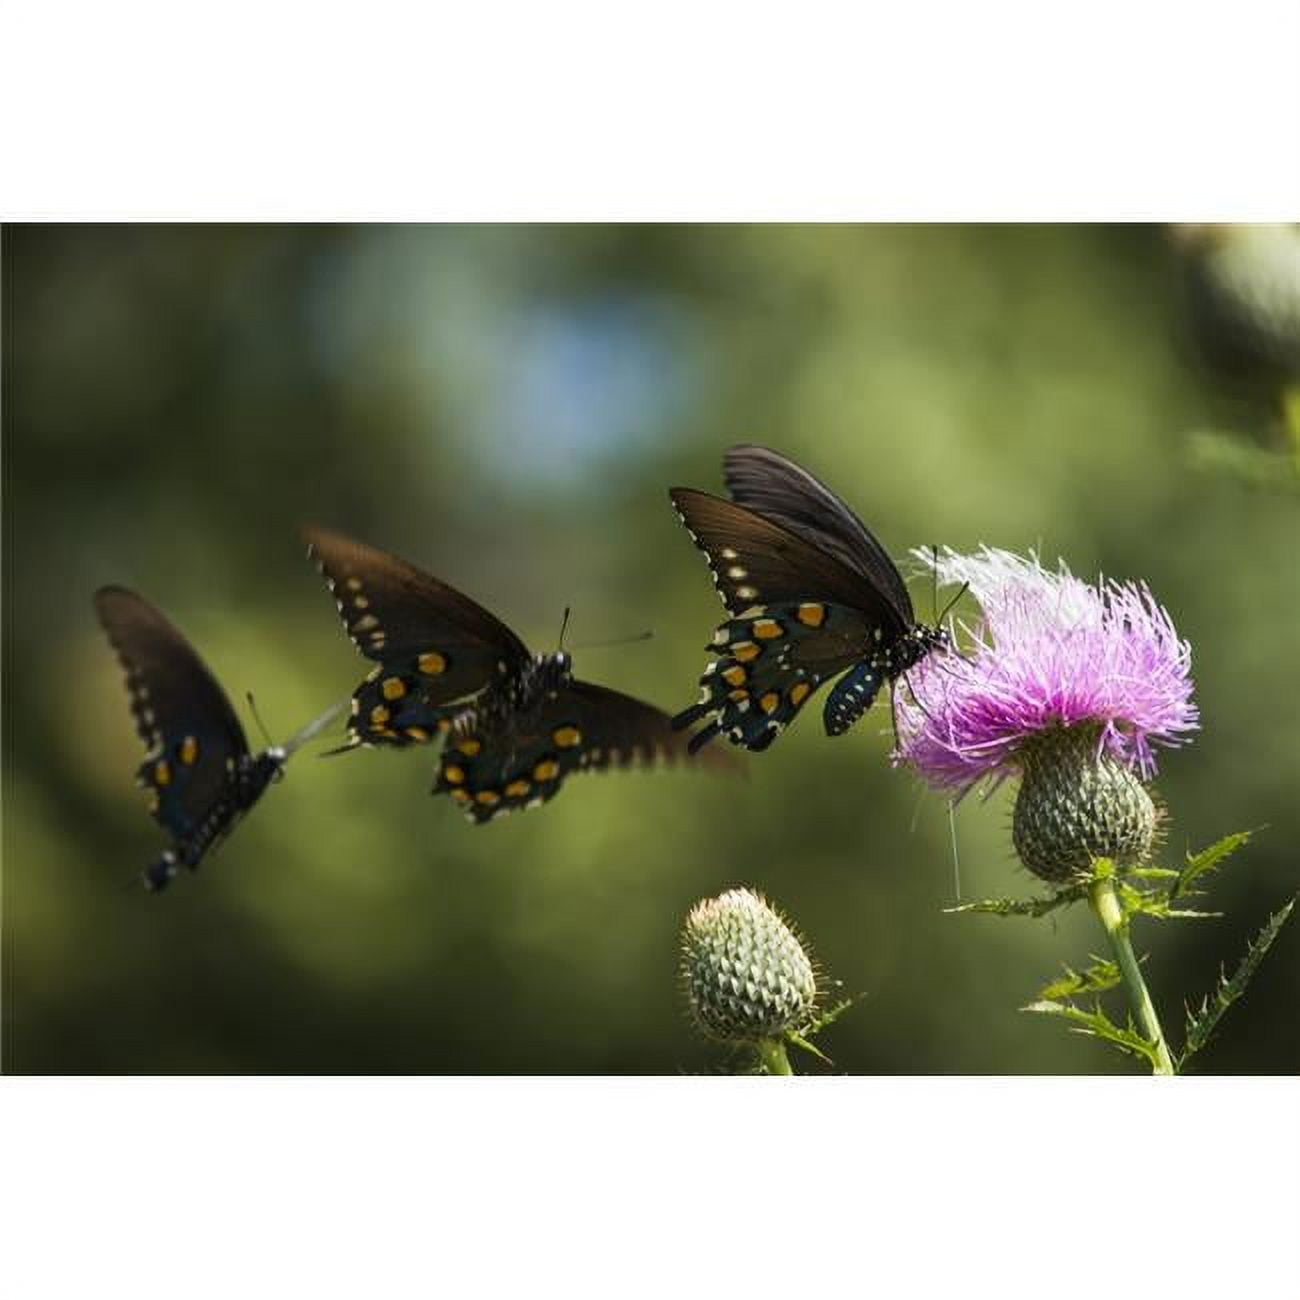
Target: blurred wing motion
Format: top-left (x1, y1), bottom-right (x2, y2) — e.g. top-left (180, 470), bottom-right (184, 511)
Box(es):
top-left (435, 678), bottom-right (737, 825)
top-left (670, 446), bottom-right (947, 752)
top-left (304, 525), bottom-right (531, 749)
top-left (306, 525), bottom-right (735, 822)
top-left (95, 587), bottom-right (292, 891)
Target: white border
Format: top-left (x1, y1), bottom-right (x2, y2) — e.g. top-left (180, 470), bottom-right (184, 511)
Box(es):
top-left (3, 2), bottom-right (1299, 218)
top-left (1, 1077), bottom-right (1296, 1297)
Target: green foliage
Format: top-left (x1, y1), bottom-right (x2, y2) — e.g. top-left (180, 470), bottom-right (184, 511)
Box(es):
top-left (1172, 830), bottom-right (1254, 901)
top-left (1023, 999), bottom-right (1166, 1072)
top-left (944, 883), bottom-right (1089, 919)
top-left (783, 990), bottom-right (862, 1069)
top-left (1180, 897), bottom-right (1296, 1070)
top-left (803, 990), bottom-right (860, 1038)
top-left (1037, 957), bottom-right (1120, 1001)
top-left (969, 833), bottom-right (1291, 1074)
top-left (1115, 879), bottom-right (1221, 922)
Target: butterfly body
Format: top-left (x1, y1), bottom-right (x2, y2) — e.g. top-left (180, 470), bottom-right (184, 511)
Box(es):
top-left (306, 528), bottom-right (729, 823)
top-left (95, 587), bottom-right (336, 891)
top-left (670, 446), bottom-right (949, 753)
top-left (138, 748), bottom-right (284, 890)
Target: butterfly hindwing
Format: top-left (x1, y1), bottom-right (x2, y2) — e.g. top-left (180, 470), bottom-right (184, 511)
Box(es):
top-left (673, 601), bottom-right (874, 751)
top-left (346, 664), bottom-right (464, 749)
top-left (435, 677), bottom-right (732, 823)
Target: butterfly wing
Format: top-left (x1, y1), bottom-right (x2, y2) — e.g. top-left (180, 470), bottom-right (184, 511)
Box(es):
top-left (305, 527), bottom-right (533, 748)
top-left (723, 444), bottom-right (915, 623)
top-left (669, 488), bottom-right (907, 631)
top-left (672, 601), bottom-right (876, 751)
top-left (434, 679), bottom-right (734, 823)
top-left (94, 586), bottom-right (250, 845)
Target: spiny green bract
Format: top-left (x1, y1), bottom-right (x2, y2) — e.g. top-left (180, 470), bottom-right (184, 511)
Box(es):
top-left (1013, 725), bottom-right (1158, 883)
top-left (681, 888), bottom-right (817, 1043)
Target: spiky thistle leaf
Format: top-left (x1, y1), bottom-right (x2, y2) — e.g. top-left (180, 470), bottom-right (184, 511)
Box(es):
top-left (1024, 999), bottom-right (1165, 1071)
top-left (1037, 957), bottom-right (1121, 1001)
top-left (1180, 897), bottom-right (1296, 1068)
top-left (803, 991), bottom-right (859, 1037)
top-left (1116, 879), bottom-right (1221, 922)
top-left (945, 881), bottom-right (1090, 919)
top-left (1172, 831), bottom-right (1254, 901)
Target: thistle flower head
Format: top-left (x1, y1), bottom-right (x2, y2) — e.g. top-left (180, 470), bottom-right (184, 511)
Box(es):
top-left (681, 888), bottom-right (817, 1043)
top-left (896, 548), bottom-right (1194, 882)
top-left (896, 547), bottom-right (1198, 796)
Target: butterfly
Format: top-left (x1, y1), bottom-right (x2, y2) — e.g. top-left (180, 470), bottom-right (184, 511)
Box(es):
top-left (95, 586), bottom-right (343, 891)
top-left (304, 526), bottom-right (731, 824)
top-left (669, 444), bottom-right (950, 752)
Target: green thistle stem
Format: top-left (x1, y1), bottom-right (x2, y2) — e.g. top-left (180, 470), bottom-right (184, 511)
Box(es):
top-left (1088, 876), bottom-right (1176, 1075)
top-left (757, 1038), bottom-right (793, 1076)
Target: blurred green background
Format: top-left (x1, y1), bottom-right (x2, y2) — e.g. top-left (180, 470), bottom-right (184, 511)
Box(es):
top-left (4, 224), bottom-right (1297, 1074)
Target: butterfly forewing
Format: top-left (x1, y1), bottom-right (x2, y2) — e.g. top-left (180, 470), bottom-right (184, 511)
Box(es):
top-left (95, 587), bottom-right (247, 758)
top-left (305, 527), bottom-right (533, 746)
top-left (723, 444), bottom-right (915, 622)
top-left (95, 587), bottom-right (251, 834)
top-left (669, 488), bottom-right (904, 629)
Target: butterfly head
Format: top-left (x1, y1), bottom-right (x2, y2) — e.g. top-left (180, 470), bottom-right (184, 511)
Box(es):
top-left (533, 650), bottom-right (574, 700)
top-left (919, 622), bottom-right (952, 656)
top-left (249, 748), bottom-right (288, 793)
top-left (893, 622), bottom-right (951, 676)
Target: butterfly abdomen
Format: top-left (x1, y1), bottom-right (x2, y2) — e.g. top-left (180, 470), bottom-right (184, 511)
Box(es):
top-left (822, 660), bottom-right (884, 736)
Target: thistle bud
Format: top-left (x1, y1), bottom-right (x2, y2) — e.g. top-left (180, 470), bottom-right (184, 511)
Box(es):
top-left (681, 887), bottom-right (817, 1043)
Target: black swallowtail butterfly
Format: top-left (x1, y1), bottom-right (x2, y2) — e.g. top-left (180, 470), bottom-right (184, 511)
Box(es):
top-left (95, 586), bottom-right (342, 891)
top-left (670, 445), bottom-right (950, 752)
top-left (304, 527), bottom-right (730, 823)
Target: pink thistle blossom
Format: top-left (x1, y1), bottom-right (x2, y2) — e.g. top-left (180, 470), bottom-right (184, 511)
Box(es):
top-left (896, 547), bottom-right (1198, 795)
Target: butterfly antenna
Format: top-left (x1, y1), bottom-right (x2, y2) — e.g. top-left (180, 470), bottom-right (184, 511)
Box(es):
top-left (245, 691), bottom-right (275, 749)
top-left (937, 580), bottom-right (970, 626)
top-left (948, 801), bottom-right (963, 900)
top-left (557, 605), bottom-right (572, 651)
top-left (571, 629), bottom-right (655, 650)
top-left (931, 542), bottom-right (939, 622)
